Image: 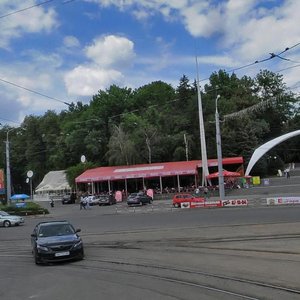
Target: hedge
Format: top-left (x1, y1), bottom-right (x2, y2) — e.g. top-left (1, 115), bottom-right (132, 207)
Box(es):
top-left (0, 201), bottom-right (49, 215)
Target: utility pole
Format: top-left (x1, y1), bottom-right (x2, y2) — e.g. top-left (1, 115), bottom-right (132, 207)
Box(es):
top-left (5, 131), bottom-right (12, 204)
top-left (215, 95), bottom-right (225, 200)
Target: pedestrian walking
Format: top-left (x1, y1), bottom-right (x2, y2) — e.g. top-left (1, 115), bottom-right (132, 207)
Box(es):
top-left (80, 196), bottom-right (86, 210)
top-left (203, 186), bottom-right (209, 199)
top-left (284, 167), bottom-right (290, 179)
top-left (86, 197), bottom-right (91, 209)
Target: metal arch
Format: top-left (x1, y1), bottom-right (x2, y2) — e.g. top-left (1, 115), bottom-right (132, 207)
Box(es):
top-left (245, 129), bottom-right (300, 176)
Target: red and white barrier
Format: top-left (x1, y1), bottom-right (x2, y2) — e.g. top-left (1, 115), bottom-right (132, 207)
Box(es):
top-left (222, 199), bottom-right (248, 207)
top-left (267, 197), bottom-right (300, 205)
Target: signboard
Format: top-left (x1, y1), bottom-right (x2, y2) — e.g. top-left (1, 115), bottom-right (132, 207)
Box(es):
top-left (15, 202), bottom-right (27, 208)
top-left (267, 197), bottom-right (300, 205)
top-left (0, 169), bottom-right (5, 195)
top-left (146, 189), bottom-right (154, 199)
top-left (185, 200), bottom-right (222, 208)
top-left (190, 202), bottom-right (205, 208)
top-left (222, 199), bottom-right (248, 207)
top-left (180, 202), bottom-right (191, 208)
top-left (252, 176), bottom-right (261, 185)
top-left (0, 169), bottom-right (4, 189)
top-left (204, 200), bottom-right (222, 208)
top-left (115, 191), bottom-right (123, 202)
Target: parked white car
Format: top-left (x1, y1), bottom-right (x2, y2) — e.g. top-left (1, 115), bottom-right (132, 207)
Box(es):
top-left (85, 196), bottom-right (100, 206)
top-left (0, 211), bottom-right (24, 227)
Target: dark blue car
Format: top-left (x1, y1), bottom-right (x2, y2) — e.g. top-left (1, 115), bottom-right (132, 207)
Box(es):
top-left (31, 220), bottom-right (84, 265)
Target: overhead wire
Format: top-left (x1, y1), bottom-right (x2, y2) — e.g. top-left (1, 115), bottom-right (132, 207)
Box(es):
top-left (0, 0), bottom-right (77, 19)
top-left (0, 0), bottom-right (299, 119)
top-left (276, 64), bottom-right (300, 73)
top-left (0, 0), bottom-right (77, 108)
top-left (0, 77), bottom-right (71, 106)
top-left (226, 42), bottom-right (300, 74)
top-left (0, 0), bottom-right (56, 19)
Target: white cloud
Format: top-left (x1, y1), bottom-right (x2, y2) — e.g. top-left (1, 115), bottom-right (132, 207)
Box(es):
top-left (85, 35), bottom-right (135, 68)
top-left (64, 65), bottom-right (124, 96)
top-left (63, 35), bottom-right (135, 96)
top-left (85, 1), bottom-right (300, 63)
top-left (221, 0), bottom-right (300, 62)
top-left (0, 47), bottom-right (69, 125)
top-left (0, 1), bottom-right (58, 49)
top-left (1, 0), bottom-right (299, 125)
top-left (63, 36), bottom-right (80, 48)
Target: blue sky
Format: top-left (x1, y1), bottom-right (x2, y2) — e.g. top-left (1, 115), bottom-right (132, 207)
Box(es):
top-left (0, 0), bottom-right (299, 126)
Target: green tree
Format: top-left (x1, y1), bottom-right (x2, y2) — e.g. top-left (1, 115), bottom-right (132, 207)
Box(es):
top-left (66, 161), bottom-right (96, 189)
top-left (106, 125), bottom-right (137, 165)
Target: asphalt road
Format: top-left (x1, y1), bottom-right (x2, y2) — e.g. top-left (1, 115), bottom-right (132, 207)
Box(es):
top-left (1, 201), bottom-right (300, 300)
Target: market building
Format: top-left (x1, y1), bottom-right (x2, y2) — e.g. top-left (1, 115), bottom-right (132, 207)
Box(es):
top-left (75, 157), bottom-right (243, 195)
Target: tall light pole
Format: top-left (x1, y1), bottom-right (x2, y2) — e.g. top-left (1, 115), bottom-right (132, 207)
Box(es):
top-left (196, 56), bottom-right (209, 186)
top-left (5, 128), bottom-right (14, 204)
top-left (215, 95), bottom-right (225, 201)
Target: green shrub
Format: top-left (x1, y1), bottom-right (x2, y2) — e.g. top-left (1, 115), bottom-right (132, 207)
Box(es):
top-left (0, 201), bottom-right (49, 215)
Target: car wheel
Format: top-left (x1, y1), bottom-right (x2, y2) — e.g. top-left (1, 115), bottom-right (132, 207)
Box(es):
top-left (3, 220), bottom-right (11, 227)
top-left (34, 251), bottom-right (42, 265)
top-left (78, 251), bottom-right (85, 261)
top-left (174, 203), bottom-right (180, 208)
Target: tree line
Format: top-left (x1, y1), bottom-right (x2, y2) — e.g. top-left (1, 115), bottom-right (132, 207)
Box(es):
top-left (0, 69), bottom-right (299, 194)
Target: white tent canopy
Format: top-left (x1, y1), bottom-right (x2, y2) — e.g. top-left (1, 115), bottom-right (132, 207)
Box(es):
top-left (35, 170), bottom-right (71, 194)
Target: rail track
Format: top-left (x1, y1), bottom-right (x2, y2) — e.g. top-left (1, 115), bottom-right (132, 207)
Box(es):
top-left (66, 256), bottom-right (300, 299)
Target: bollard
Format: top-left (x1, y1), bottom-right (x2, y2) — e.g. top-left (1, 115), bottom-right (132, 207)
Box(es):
top-left (151, 204), bottom-right (154, 212)
top-left (115, 205), bottom-right (118, 214)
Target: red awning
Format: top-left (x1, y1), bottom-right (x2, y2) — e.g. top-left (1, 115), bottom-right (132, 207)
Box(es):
top-left (76, 160), bottom-right (200, 183)
top-left (76, 157), bottom-right (243, 183)
top-left (206, 170), bottom-right (241, 179)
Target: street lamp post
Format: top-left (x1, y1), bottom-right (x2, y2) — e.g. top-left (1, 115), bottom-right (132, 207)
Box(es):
top-left (5, 129), bottom-right (14, 204)
top-left (215, 95), bottom-right (225, 201)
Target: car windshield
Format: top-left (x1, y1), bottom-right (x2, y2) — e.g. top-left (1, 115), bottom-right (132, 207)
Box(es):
top-left (38, 224), bottom-right (75, 237)
top-left (129, 193), bottom-right (138, 198)
top-left (0, 211), bottom-right (9, 216)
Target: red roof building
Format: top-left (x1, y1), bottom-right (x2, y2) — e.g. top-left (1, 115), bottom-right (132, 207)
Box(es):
top-left (75, 157), bottom-right (243, 194)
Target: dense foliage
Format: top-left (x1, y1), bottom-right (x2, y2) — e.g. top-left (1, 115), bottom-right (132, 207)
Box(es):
top-left (0, 69), bottom-right (299, 194)
top-left (0, 202), bottom-right (49, 215)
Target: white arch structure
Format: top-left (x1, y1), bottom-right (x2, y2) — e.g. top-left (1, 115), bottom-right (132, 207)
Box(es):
top-left (245, 129), bottom-right (300, 176)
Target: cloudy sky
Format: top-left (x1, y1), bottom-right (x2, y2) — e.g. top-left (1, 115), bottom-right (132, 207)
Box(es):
top-left (0, 0), bottom-right (299, 125)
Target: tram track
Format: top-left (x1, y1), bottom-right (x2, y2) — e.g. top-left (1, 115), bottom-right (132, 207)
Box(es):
top-left (67, 256), bottom-right (300, 299)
